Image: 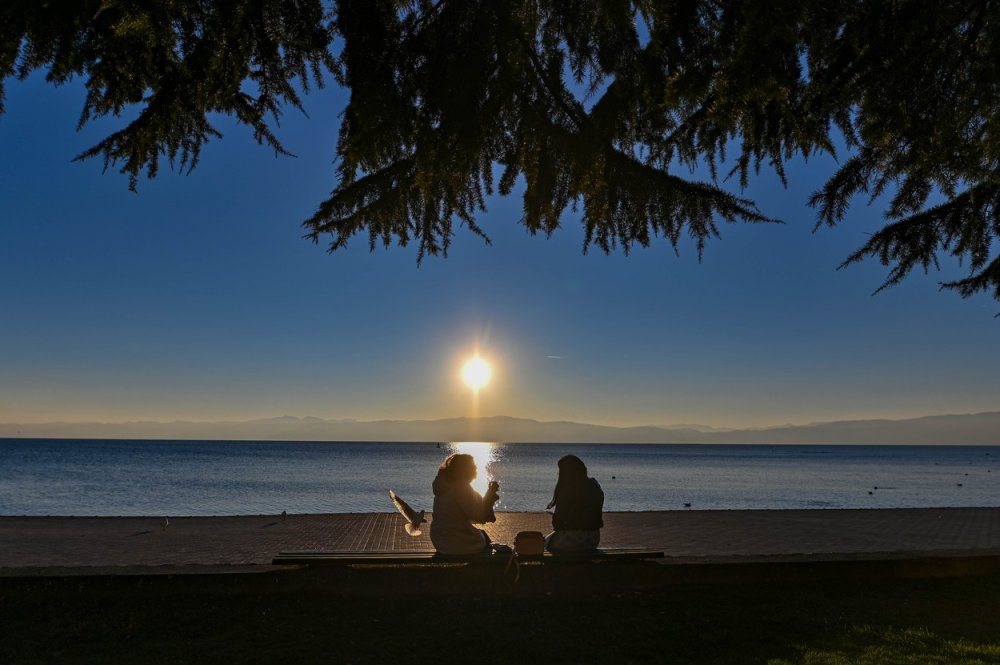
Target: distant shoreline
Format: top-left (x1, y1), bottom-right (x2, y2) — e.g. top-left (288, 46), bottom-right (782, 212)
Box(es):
top-left (3, 411), bottom-right (999, 444)
top-left (4, 436), bottom-right (1000, 445)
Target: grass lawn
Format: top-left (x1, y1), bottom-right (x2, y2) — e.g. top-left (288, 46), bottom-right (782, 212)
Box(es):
top-left (1, 564), bottom-right (999, 664)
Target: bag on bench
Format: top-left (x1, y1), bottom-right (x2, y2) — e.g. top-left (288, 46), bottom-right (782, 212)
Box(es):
top-left (513, 530), bottom-right (545, 555)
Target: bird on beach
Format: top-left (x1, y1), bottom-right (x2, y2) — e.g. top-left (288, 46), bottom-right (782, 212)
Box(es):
top-left (389, 490), bottom-right (426, 536)
top-left (161, 517), bottom-right (169, 529)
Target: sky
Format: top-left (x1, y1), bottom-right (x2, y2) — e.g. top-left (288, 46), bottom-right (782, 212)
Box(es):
top-left (1, 72), bottom-right (998, 430)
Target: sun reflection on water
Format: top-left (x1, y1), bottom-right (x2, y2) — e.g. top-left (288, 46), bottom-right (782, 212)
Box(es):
top-left (449, 441), bottom-right (496, 496)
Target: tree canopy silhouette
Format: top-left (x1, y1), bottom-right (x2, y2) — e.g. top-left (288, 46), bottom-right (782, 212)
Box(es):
top-left (3, 1), bottom-right (999, 300)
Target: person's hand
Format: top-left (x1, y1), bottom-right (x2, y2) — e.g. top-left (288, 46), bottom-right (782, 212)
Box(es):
top-left (486, 480), bottom-right (500, 502)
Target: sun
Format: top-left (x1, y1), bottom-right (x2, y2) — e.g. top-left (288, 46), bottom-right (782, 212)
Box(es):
top-left (462, 356), bottom-right (492, 391)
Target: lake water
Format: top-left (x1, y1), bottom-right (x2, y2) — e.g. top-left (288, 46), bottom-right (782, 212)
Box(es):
top-left (0, 439), bottom-right (997, 516)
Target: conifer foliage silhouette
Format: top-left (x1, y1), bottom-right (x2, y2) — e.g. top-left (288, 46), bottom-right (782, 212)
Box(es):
top-left (3, 1), bottom-right (998, 300)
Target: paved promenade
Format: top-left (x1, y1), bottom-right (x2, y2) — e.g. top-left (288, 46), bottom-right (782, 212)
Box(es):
top-left (2, 508), bottom-right (999, 574)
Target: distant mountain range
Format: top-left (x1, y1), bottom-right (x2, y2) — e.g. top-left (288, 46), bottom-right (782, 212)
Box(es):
top-left (1, 411), bottom-right (999, 444)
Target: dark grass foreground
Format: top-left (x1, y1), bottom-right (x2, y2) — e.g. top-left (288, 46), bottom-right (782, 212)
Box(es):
top-left (2, 564), bottom-right (999, 664)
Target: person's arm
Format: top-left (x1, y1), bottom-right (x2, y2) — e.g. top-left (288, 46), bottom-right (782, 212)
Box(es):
top-left (590, 479), bottom-right (605, 528)
top-left (483, 480), bottom-right (500, 522)
top-left (456, 483), bottom-right (497, 523)
top-left (547, 479), bottom-right (561, 510)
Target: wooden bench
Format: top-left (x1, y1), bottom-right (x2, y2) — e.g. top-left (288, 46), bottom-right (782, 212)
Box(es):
top-left (272, 549), bottom-right (664, 566)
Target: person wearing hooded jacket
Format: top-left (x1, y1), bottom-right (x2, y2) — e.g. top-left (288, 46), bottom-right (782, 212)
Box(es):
top-left (430, 453), bottom-right (499, 554)
top-left (545, 454), bottom-right (604, 553)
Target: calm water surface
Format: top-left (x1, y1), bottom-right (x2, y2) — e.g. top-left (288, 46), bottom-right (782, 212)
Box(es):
top-left (0, 439), bottom-right (997, 516)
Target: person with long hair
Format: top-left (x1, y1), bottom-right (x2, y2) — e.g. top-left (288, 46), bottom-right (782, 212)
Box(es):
top-left (545, 454), bottom-right (604, 553)
top-left (429, 453), bottom-right (499, 554)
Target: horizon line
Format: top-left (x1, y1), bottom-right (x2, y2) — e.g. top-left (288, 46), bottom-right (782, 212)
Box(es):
top-left (2, 409), bottom-right (999, 431)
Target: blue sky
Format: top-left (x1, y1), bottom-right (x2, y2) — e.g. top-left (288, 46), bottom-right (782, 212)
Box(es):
top-left (2, 73), bottom-right (998, 429)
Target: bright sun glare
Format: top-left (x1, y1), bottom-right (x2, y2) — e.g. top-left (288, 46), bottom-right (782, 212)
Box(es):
top-left (452, 442), bottom-right (495, 496)
top-left (462, 356), bottom-right (492, 391)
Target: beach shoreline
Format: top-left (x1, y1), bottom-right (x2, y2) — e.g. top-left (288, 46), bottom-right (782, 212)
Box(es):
top-left (2, 507), bottom-right (999, 575)
top-left (4, 510), bottom-right (1000, 663)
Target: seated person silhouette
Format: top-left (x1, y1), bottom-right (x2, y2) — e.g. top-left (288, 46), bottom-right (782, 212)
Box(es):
top-left (429, 453), bottom-right (499, 555)
top-left (545, 455), bottom-right (604, 553)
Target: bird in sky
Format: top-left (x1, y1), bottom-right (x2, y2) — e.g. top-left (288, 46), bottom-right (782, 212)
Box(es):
top-left (389, 490), bottom-right (426, 536)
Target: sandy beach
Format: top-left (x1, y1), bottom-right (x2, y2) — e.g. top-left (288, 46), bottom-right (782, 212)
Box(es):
top-left (2, 507), bottom-right (999, 574)
top-left (4, 509), bottom-right (1000, 664)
